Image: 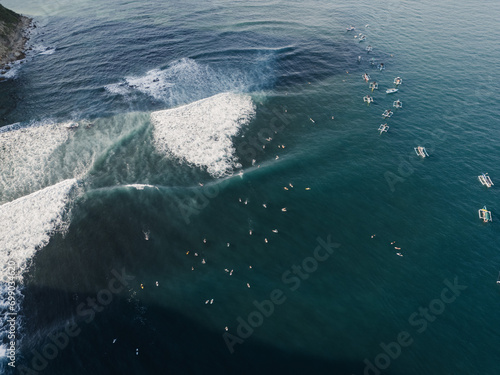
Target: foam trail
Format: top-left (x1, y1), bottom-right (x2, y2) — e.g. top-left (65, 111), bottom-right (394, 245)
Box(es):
top-left (124, 184), bottom-right (159, 191)
top-left (0, 179), bottom-right (77, 361)
top-left (0, 121), bottom-right (70, 204)
top-left (151, 92), bottom-right (255, 177)
top-left (105, 57), bottom-right (271, 107)
top-left (31, 44), bottom-right (56, 55)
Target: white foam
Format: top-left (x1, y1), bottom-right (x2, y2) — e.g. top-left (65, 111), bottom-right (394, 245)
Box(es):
top-left (0, 121), bottom-right (70, 204)
top-left (151, 92), bottom-right (255, 177)
top-left (0, 61), bottom-right (23, 80)
top-left (31, 44), bottom-right (56, 56)
top-left (104, 57), bottom-right (263, 107)
top-left (0, 179), bottom-right (76, 360)
top-left (125, 184), bottom-right (159, 190)
top-left (0, 179), bottom-right (77, 281)
top-left (105, 58), bottom-right (198, 103)
top-left (104, 82), bottom-right (131, 96)
top-left (125, 68), bottom-right (175, 101)
top-left (39, 47), bottom-right (56, 55)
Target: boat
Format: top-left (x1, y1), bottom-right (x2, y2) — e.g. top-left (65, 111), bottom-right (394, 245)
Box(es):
top-left (382, 110), bottom-right (393, 118)
top-left (346, 26), bottom-right (355, 32)
top-left (414, 146), bottom-right (429, 158)
top-left (357, 55), bottom-right (362, 63)
top-left (394, 77), bottom-right (403, 86)
top-left (363, 95), bottom-right (374, 104)
top-left (366, 45), bottom-right (373, 52)
top-left (478, 173), bottom-right (494, 188)
top-left (378, 63), bottom-right (385, 71)
top-left (362, 73), bottom-right (370, 82)
top-left (358, 34), bottom-right (366, 42)
top-left (378, 124), bottom-right (389, 134)
top-left (478, 206), bottom-right (492, 222)
top-left (393, 100), bottom-right (403, 109)
top-left (386, 88), bottom-right (398, 94)
top-left (369, 82), bottom-right (378, 91)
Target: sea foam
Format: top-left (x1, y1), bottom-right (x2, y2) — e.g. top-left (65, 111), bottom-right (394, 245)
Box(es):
top-left (104, 57), bottom-right (266, 108)
top-left (0, 121), bottom-right (70, 204)
top-left (0, 179), bottom-right (77, 281)
top-left (0, 179), bottom-right (76, 360)
top-left (151, 92), bottom-right (255, 177)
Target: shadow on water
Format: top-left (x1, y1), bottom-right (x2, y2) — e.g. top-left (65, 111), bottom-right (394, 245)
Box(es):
top-left (10, 191), bottom-right (399, 375)
top-left (16, 284), bottom-right (393, 375)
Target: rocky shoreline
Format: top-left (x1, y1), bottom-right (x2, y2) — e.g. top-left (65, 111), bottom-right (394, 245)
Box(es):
top-left (0, 4), bottom-right (33, 74)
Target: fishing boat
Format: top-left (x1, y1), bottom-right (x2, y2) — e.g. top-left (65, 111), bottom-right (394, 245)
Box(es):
top-left (414, 146), bottom-right (429, 158)
top-left (378, 124), bottom-right (389, 134)
top-left (382, 110), bottom-right (393, 118)
top-left (394, 77), bottom-right (403, 86)
top-left (393, 100), bottom-right (403, 109)
top-left (386, 88), bottom-right (398, 94)
top-left (478, 206), bottom-right (492, 222)
top-left (363, 95), bottom-right (374, 104)
top-left (362, 73), bottom-right (370, 82)
top-left (369, 81), bottom-right (378, 91)
top-left (478, 173), bottom-right (493, 188)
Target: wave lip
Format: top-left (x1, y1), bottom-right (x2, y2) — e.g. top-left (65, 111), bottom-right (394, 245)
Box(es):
top-left (151, 92), bottom-right (255, 177)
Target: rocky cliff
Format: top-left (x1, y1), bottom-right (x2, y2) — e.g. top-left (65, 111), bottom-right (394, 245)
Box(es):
top-left (0, 4), bottom-right (31, 68)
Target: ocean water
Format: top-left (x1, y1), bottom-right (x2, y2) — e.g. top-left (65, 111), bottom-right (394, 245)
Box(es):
top-left (1, 0), bottom-right (500, 374)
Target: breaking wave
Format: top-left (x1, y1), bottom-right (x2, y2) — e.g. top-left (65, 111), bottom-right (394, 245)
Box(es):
top-left (0, 121), bottom-right (70, 204)
top-left (151, 92), bottom-right (255, 177)
top-left (0, 179), bottom-right (77, 362)
top-left (104, 57), bottom-right (273, 107)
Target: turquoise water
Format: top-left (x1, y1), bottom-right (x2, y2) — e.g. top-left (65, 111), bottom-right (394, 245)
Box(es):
top-left (1, 0), bottom-right (499, 374)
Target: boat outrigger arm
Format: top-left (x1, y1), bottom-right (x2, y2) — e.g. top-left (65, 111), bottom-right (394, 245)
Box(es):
top-left (478, 173), bottom-right (494, 188)
top-left (478, 206), bottom-right (492, 222)
top-left (382, 110), bottom-right (393, 118)
top-left (378, 124), bottom-right (389, 134)
top-left (414, 146), bottom-right (429, 157)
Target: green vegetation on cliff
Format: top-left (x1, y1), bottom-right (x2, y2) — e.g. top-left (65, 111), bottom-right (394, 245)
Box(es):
top-left (0, 3), bottom-right (30, 68)
top-left (0, 3), bottom-right (21, 38)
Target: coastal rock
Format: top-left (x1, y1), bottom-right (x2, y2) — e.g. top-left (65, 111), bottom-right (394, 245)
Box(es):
top-left (0, 4), bottom-right (32, 70)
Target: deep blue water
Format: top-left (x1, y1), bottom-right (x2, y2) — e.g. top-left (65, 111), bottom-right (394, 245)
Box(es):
top-left (1, 1), bottom-right (500, 374)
